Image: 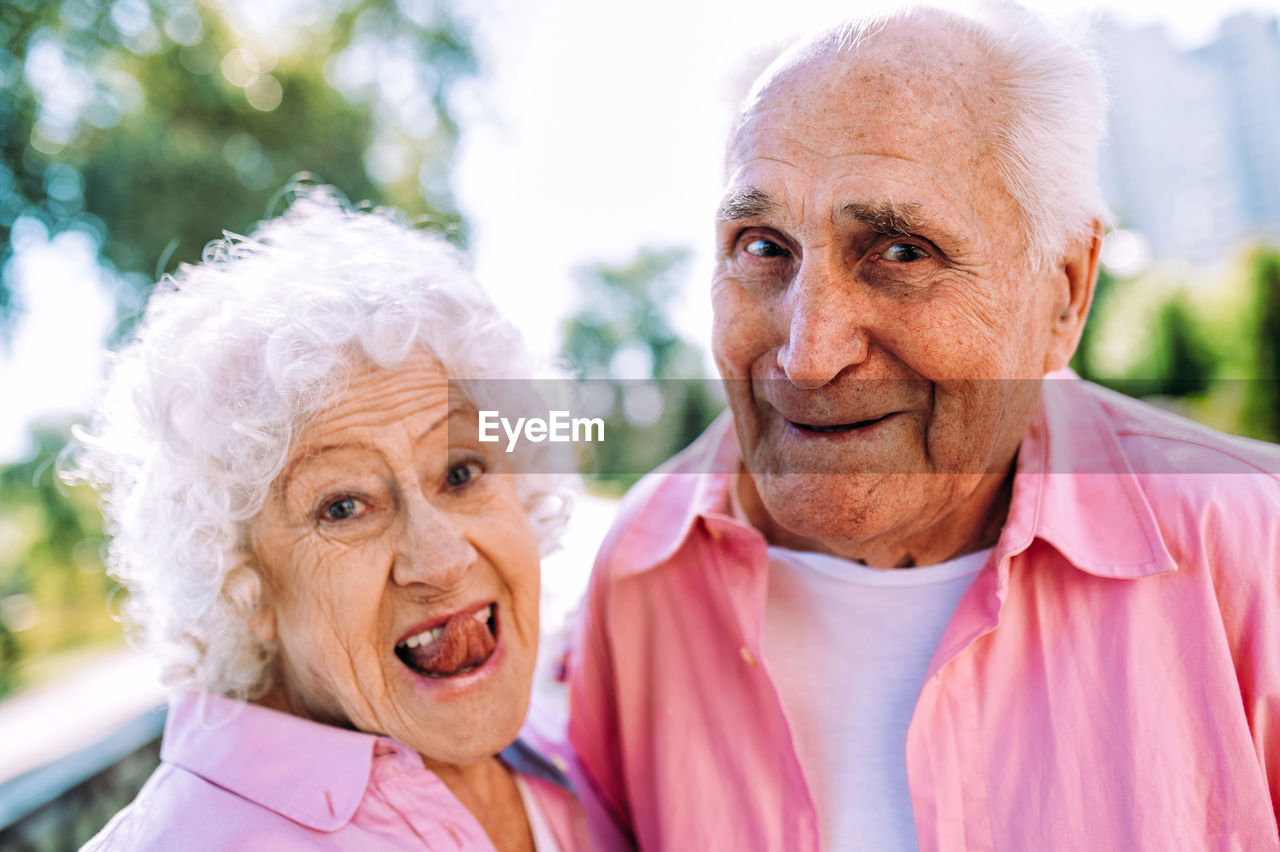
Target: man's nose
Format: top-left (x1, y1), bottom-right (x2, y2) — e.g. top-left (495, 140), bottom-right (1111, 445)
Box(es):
top-left (391, 494), bottom-right (476, 589)
top-left (776, 260), bottom-right (870, 388)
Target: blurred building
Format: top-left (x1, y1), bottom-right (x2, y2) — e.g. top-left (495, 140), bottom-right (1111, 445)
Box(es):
top-left (1098, 13), bottom-right (1280, 263)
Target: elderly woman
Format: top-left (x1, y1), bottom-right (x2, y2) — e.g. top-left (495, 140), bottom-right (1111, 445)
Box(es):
top-left (76, 189), bottom-right (591, 850)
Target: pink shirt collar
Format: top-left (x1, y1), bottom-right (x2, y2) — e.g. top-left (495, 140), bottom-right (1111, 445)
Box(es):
top-left (162, 688), bottom-right (579, 835)
top-left (607, 369), bottom-right (1179, 582)
top-left (1003, 372), bottom-right (1178, 580)
top-left (160, 689), bottom-right (408, 831)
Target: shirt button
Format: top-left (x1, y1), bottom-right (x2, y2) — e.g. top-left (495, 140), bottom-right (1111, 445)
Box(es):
top-left (551, 755), bottom-right (569, 773)
top-left (739, 646), bottom-right (759, 667)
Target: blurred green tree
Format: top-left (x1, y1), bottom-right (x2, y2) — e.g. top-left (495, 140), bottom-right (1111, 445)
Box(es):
top-left (1075, 270), bottom-right (1217, 403)
top-left (0, 0), bottom-right (478, 689)
top-left (1243, 249), bottom-right (1280, 441)
top-left (563, 247), bottom-right (697, 380)
top-left (0, 426), bottom-right (112, 696)
top-left (0, 0), bottom-right (475, 340)
top-left (561, 247), bottom-right (722, 490)
top-left (1152, 295), bottom-right (1214, 398)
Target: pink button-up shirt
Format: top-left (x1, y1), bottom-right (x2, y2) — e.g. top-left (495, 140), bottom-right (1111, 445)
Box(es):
top-left (85, 689), bottom-right (592, 850)
top-left (568, 374), bottom-right (1280, 851)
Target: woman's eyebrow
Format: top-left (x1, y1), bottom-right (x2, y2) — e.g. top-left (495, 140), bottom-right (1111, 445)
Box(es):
top-left (412, 408), bottom-right (461, 444)
top-left (279, 442), bottom-right (366, 495)
top-left (281, 405), bottom-right (460, 492)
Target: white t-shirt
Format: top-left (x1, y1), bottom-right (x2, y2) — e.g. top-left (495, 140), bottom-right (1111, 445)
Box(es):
top-left (514, 773), bottom-right (562, 852)
top-left (763, 544), bottom-right (991, 852)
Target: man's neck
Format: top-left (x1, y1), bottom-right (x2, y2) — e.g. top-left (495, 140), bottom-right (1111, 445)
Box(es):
top-left (735, 464), bottom-right (1015, 570)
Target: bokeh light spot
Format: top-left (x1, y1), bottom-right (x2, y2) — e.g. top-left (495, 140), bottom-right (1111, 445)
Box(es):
top-left (245, 73), bottom-right (283, 112)
top-left (1101, 229), bottom-right (1152, 277)
top-left (364, 140), bottom-right (407, 184)
top-left (109, 0), bottom-right (151, 39)
top-left (179, 43), bottom-right (217, 76)
top-left (220, 48), bottom-right (260, 88)
top-left (164, 7), bottom-right (205, 47)
top-left (43, 163), bottom-right (84, 204)
top-left (235, 151), bottom-right (275, 190)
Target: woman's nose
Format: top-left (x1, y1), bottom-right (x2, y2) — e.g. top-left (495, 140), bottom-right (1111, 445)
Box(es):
top-left (391, 494), bottom-right (476, 589)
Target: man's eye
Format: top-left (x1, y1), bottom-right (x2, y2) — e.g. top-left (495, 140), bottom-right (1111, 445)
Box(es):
top-left (744, 238), bottom-right (787, 258)
top-left (322, 497), bottom-right (365, 521)
top-left (446, 460), bottom-right (483, 489)
top-left (881, 243), bottom-right (928, 262)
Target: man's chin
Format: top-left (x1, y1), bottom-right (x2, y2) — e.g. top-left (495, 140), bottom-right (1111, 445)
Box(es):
top-left (745, 471), bottom-right (907, 553)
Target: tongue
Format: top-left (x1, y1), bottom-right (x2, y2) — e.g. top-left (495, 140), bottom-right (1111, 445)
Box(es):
top-left (408, 612), bottom-right (495, 677)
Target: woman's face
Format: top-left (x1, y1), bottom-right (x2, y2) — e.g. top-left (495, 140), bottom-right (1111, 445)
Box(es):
top-left (247, 350), bottom-right (541, 768)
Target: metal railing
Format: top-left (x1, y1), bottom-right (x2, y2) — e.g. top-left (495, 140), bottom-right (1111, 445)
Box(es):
top-left (0, 706), bottom-right (165, 851)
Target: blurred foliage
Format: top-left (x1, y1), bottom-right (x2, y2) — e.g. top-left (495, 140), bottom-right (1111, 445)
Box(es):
top-left (1152, 296), bottom-right (1214, 397)
top-left (1073, 244), bottom-right (1280, 443)
top-left (0, 0), bottom-right (478, 693)
top-left (1242, 249), bottom-right (1280, 440)
top-left (0, 0), bottom-right (475, 340)
top-left (561, 247), bottom-right (723, 492)
top-left (0, 426), bottom-right (116, 697)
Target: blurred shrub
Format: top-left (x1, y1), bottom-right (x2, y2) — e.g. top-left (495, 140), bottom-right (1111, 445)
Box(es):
top-left (561, 247), bottom-right (723, 492)
top-left (1073, 245), bottom-right (1280, 442)
top-left (0, 425), bottom-right (114, 697)
top-left (1242, 249), bottom-right (1280, 440)
top-left (0, 0), bottom-right (475, 341)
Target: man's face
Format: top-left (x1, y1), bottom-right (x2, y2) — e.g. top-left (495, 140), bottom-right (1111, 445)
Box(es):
top-left (712, 42), bottom-right (1085, 567)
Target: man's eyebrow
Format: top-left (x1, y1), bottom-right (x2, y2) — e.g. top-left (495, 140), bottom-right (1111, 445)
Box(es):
top-left (840, 201), bottom-right (926, 235)
top-left (717, 187), bottom-right (778, 222)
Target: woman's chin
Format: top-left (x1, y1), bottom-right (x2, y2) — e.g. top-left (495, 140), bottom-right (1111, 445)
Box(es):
top-left (389, 638), bottom-right (535, 765)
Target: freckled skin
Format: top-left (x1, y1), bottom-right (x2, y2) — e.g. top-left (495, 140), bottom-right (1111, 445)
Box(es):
top-left (246, 351), bottom-right (541, 808)
top-left (714, 22), bottom-right (1101, 568)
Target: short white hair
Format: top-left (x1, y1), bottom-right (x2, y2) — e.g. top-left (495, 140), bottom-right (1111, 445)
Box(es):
top-left (742, 2), bottom-right (1111, 270)
top-left (72, 187), bottom-right (575, 699)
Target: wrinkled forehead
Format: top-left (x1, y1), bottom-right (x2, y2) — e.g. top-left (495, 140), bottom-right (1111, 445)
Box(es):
top-left (729, 20), bottom-right (999, 171)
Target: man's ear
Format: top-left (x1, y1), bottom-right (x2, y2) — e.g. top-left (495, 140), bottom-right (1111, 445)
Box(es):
top-left (1043, 219), bottom-right (1104, 373)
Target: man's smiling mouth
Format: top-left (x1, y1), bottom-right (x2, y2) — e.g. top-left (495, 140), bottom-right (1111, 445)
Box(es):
top-left (789, 413), bottom-right (894, 433)
top-left (395, 605), bottom-right (498, 678)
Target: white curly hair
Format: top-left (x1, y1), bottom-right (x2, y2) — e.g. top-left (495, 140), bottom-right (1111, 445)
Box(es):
top-left (71, 186), bottom-right (575, 700)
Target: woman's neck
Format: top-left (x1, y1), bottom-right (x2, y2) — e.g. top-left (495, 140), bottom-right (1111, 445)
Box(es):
top-left (426, 754), bottom-right (535, 852)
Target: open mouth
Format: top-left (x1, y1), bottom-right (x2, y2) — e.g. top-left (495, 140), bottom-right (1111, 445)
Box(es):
top-left (791, 413), bottom-right (893, 433)
top-left (395, 604), bottom-right (498, 679)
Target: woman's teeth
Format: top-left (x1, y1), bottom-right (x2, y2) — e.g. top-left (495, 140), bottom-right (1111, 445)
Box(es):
top-left (398, 605), bottom-right (492, 650)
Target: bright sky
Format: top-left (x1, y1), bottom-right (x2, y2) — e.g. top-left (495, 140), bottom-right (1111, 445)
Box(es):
top-left (2, 0), bottom-right (1276, 462)
top-left (0, 223), bottom-right (115, 461)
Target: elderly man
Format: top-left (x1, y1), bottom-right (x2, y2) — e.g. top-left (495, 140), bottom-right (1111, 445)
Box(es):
top-left (568, 5), bottom-right (1280, 851)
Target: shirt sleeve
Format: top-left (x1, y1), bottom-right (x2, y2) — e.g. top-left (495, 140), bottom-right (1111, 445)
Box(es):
top-left (567, 545), bottom-right (638, 850)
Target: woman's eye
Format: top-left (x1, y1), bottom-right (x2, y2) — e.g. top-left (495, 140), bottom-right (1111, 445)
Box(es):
top-left (744, 237), bottom-right (787, 258)
top-left (322, 497), bottom-right (365, 522)
top-left (881, 243), bottom-right (928, 263)
top-left (446, 460), bottom-right (483, 489)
